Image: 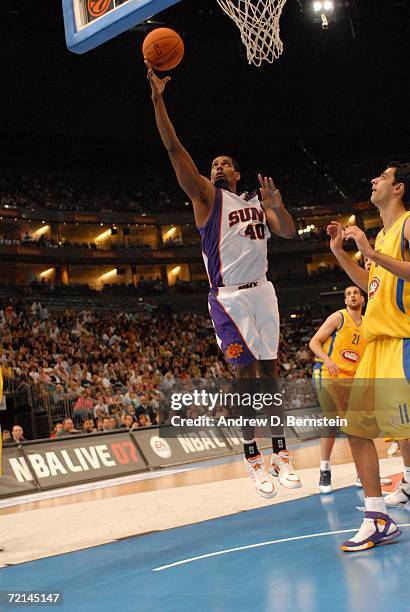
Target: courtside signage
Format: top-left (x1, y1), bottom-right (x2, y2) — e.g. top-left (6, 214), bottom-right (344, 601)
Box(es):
top-left (1, 433), bottom-right (147, 496)
top-left (132, 426), bottom-right (232, 468)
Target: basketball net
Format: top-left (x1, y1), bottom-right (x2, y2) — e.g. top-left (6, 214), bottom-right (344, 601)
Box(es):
top-left (216, 0), bottom-right (288, 66)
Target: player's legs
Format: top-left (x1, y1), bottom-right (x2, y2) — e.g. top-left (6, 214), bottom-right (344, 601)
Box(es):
top-left (368, 338), bottom-right (410, 507)
top-left (252, 283), bottom-right (300, 487)
top-left (257, 359), bottom-right (301, 489)
top-left (209, 285), bottom-right (276, 499)
top-left (235, 361), bottom-right (260, 457)
top-left (312, 367), bottom-right (338, 493)
top-left (236, 361), bottom-right (277, 498)
top-left (347, 436), bottom-right (381, 497)
top-left (320, 437), bottom-right (336, 462)
top-left (341, 341), bottom-right (400, 551)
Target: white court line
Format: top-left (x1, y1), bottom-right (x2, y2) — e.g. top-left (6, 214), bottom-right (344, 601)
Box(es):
top-left (152, 523), bottom-right (410, 572)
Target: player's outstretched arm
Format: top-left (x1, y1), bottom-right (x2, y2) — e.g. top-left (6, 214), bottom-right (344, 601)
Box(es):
top-left (309, 312), bottom-right (342, 376)
top-left (146, 63), bottom-right (214, 225)
top-left (258, 175), bottom-right (296, 238)
top-left (327, 222), bottom-right (369, 292)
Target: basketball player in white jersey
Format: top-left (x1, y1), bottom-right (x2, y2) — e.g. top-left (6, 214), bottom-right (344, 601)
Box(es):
top-left (146, 63), bottom-right (301, 498)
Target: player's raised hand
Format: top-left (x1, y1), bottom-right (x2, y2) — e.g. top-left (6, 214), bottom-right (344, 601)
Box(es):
top-left (258, 174), bottom-right (283, 211)
top-left (327, 221), bottom-right (344, 253)
top-left (344, 226), bottom-right (373, 258)
top-left (145, 61), bottom-right (171, 102)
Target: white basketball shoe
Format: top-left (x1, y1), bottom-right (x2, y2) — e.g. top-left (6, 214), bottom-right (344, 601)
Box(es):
top-left (244, 454), bottom-right (277, 499)
top-left (387, 441), bottom-right (399, 456)
top-left (270, 450), bottom-right (302, 489)
top-left (384, 479), bottom-right (410, 509)
top-left (355, 476), bottom-right (392, 487)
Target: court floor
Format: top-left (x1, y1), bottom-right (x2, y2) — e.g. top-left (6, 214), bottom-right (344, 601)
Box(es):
top-left (1, 483), bottom-right (409, 612)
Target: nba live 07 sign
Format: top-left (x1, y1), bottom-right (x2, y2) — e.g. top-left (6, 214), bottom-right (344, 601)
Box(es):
top-left (0, 431), bottom-right (147, 497)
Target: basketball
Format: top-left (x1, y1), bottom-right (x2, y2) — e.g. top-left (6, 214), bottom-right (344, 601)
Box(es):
top-left (142, 27), bottom-right (184, 71)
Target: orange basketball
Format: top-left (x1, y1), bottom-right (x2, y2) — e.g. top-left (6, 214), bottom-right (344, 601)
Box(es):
top-left (142, 28), bottom-right (184, 71)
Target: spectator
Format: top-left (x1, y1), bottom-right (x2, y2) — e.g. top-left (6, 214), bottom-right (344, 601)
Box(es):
top-left (109, 416), bottom-right (118, 430)
top-left (50, 422), bottom-right (63, 438)
top-left (73, 389), bottom-right (94, 420)
top-left (2, 429), bottom-right (11, 443)
top-left (3, 425), bottom-right (25, 446)
top-left (82, 419), bottom-right (95, 434)
top-left (137, 414), bottom-right (151, 428)
top-left (11, 424), bottom-right (25, 443)
top-left (57, 418), bottom-right (78, 437)
top-left (102, 416), bottom-right (113, 431)
top-left (122, 414), bottom-right (138, 430)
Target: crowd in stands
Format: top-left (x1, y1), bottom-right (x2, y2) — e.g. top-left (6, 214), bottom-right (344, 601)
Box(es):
top-left (0, 171), bottom-right (186, 214)
top-left (0, 157), bottom-right (383, 215)
top-left (0, 264), bottom-right (347, 313)
top-left (0, 301), bottom-right (316, 440)
top-left (0, 232), bottom-right (158, 253)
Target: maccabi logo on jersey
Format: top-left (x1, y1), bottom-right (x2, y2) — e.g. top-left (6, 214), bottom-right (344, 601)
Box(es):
top-left (368, 277), bottom-right (381, 299)
top-left (88, 0), bottom-right (111, 17)
top-left (225, 343), bottom-right (244, 360)
top-left (340, 349), bottom-right (360, 364)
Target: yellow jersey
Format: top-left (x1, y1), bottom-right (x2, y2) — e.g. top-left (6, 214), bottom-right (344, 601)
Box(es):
top-left (365, 211), bottom-right (410, 342)
top-left (315, 308), bottom-right (368, 377)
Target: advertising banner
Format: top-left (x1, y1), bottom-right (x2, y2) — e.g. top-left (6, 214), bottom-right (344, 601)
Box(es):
top-left (0, 432), bottom-right (147, 497)
top-left (132, 426), bottom-right (233, 468)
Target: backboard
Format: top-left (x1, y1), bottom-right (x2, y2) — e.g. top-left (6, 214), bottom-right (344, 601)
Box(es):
top-left (62, 0), bottom-right (181, 53)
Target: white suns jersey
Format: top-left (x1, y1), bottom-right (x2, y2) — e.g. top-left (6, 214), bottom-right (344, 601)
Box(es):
top-left (198, 188), bottom-right (270, 287)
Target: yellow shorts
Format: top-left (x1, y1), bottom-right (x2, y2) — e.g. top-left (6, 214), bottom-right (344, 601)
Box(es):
top-left (312, 365), bottom-right (353, 419)
top-left (343, 337), bottom-right (410, 439)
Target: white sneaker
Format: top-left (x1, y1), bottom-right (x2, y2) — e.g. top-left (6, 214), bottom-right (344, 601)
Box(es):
top-left (356, 476), bottom-right (392, 487)
top-left (319, 469), bottom-right (332, 494)
top-left (340, 511), bottom-right (400, 552)
top-left (271, 450), bottom-right (302, 489)
top-left (385, 479), bottom-right (410, 508)
top-left (387, 441), bottom-right (399, 456)
top-left (244, 455), bottom-right (277, 499)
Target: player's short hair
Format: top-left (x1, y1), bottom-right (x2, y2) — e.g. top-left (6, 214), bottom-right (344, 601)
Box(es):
top-left (387, 161), bottom-right (410, 207)
top-left (230, 157), bottom-right (240, 173)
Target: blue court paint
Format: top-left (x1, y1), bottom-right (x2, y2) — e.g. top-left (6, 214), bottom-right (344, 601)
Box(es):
top-left (1, 486), bottom-right (409, 611)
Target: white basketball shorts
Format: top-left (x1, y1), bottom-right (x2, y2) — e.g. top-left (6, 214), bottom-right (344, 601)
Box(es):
top-left (208, 276), bottom-right (280, 367)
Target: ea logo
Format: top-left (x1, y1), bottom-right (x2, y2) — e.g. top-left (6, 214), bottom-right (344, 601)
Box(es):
top-left (150, 436), bottom-right (172, 459)
top-left (341, 349), bottom-right (359, 364)
top-left (88, 0), bottom-right (111, 18)
top-left (368, 277), bottom-right (380, 299)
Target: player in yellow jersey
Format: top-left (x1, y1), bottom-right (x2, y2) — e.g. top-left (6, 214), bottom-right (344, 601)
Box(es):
top-left (310, 286), bottom-right (366, 492)
top-left (310, 286), bottom-right (391, 493)
top-left (327, 161), bottom-right (410, 551)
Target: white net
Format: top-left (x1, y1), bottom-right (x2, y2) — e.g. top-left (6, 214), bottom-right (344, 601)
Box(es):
top-left (216, 0), bottom-right (288, 67)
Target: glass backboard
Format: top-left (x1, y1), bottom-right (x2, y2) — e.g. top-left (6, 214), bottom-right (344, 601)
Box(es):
top-left (62, 0), bottom-right (181, 53)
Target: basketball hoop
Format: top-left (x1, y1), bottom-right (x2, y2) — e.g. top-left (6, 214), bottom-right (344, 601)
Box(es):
top-left (216, 0), bottom-right (288, 67)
